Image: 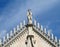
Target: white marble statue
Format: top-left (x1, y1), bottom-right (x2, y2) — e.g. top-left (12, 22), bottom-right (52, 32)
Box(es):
top-left (27, 9), bottom-right (32, 24)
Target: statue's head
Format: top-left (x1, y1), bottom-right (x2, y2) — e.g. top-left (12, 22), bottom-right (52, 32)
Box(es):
top-left (27, 9), bottom-right (32, 16)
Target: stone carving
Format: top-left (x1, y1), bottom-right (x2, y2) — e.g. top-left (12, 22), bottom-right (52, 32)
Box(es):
top-left (27, 9), bottom-right (32, 24)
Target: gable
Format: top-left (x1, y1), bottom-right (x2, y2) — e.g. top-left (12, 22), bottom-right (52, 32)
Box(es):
top-left (0, 10), bottom-right (60, 47)
top-left (5, 25), bottom-right (53, 47)
top-left (1, 23), bottom-right (59, 47)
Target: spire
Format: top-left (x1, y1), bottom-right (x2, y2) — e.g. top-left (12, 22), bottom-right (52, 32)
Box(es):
top-left (0, 39), bottom-right (2, 47)
top-left (0, 39), bottom-right (2, 45)
top-left (27, 9), bottom-right (32, 24)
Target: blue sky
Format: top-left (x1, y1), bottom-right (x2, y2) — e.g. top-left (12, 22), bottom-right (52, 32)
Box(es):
top-left (0, 0), bottom-right (60, 39)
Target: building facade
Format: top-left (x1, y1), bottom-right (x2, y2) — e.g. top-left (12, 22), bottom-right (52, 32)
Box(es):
top-left (0, 9), bottom-right (60, 47)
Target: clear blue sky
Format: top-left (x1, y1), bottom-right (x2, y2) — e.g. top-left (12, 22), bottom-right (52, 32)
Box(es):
top-left (0, 0), bottom-right (60, 39)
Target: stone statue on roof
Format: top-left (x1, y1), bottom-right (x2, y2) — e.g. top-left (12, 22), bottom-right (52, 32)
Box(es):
top-left (27, 9), bottom-right (32, 24)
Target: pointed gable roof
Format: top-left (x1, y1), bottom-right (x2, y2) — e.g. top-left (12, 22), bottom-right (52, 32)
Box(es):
top-left (0, 10), bottom-right (60, 47)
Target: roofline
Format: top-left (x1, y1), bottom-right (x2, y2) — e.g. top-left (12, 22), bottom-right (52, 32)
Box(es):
top-left (33, 25), bottom-right (59, 47)
top-left (0, 20), bottom-right (60, 47)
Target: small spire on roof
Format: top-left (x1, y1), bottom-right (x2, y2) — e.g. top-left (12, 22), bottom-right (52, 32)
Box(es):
top-left (0, 39), bottom-right (2, 45)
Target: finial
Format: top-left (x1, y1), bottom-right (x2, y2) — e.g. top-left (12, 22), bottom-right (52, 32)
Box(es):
top-left (34, 20), bottom-right (36, 26)
top-left (13, 27), bottom-right (16, 33)
top-left (27, 9), bottom-right (32, 24)
top-left (7, 33), bottom-right (9, 39)
top-left (37, 23), bottom-right (40, 28)
top-left (44, 28), bottom-right (46, 34)
top-left (51, 33), bottom-right (54, 40)
top-left (0, 39), bottom-right (2, 44)
top-left (48, 30), bottom-right (50, 37)
top-left (3, 36), bottom-right (6, 42)
top-left (59, 39), bottom-right (60, 45)
top-left (0, 39), bottom-right (2, 47)
top-left (17, 25), bottom-right (20, 30)
top-left (23, 20), bottom-right (25, 25)
top-left (20, 22), bottom-right (22, 29)
top-left (10, 30), bottom-right (13, 36)
top-left (41, 25), bottom-right (43, 31)
top-left (55, 36), bottom-right (57, 42)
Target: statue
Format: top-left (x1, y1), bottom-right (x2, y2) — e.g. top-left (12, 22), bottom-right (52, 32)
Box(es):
top-left (27, 9), bottom-right (32, 24)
